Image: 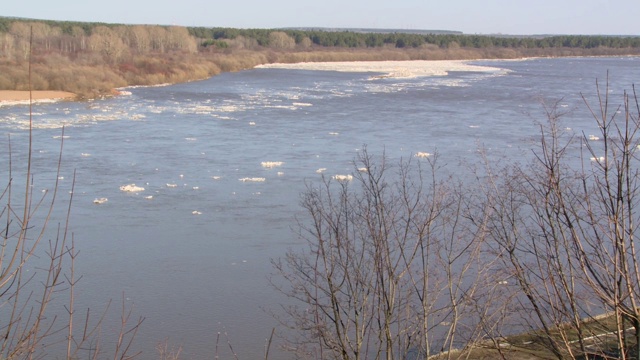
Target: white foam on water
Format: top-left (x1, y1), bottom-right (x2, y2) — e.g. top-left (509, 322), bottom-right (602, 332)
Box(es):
top-left (0, 98), bottom-right (64, 108)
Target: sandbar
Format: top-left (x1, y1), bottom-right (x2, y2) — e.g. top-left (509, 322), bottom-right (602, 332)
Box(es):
top-left (255, 60), bottom-right (505, 78)
top-left (0, 90), bottom-right (76, 105)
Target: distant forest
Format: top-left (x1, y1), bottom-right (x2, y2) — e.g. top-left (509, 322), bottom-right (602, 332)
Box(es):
top-left (1, 17), bottom-right (639, 98)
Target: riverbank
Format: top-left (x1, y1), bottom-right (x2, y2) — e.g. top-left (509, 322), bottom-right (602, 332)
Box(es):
top-left (2, 45), bottom-right (640, 100)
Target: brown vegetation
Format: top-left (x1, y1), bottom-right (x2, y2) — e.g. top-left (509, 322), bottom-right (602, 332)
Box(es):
top-left (0, 19), bottom-right (639, 99)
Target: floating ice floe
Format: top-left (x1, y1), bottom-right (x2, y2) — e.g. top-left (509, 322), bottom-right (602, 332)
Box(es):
top-left (81, 153), bottom-right (91, 157)
top-left (316, 168), bottom-right (327, 174)
top-left (239, 177), bottom-right (266, 182)
top-left (249, 122), bottom-right (256, 126)
top-left (415, 152), bottom-right (431, 158)
top-left (277, 172), bottom-right (284, 176)
top-left (93, 197), bottom-right (108, 204)
top-left (120, 184), bottom-right (145, 192)
top-left (256, 60), bottom-right (506, 79)
top-left (588, 135), bottom-right (600, 141)
top-left (333, 174), bottom-right (353, 181)
top-left (358, 167), bottom-right (368, 173)
top-left (144, 195), bottom-right (153, 200)
top-left (185, 138), bottom-right (197, 141)
top-left (261, 161), bottom-right (284, 168)
top-left (212, 176), bottom-right (221, 180)
top-left (192, 210), bottom-right (202, 215)
top-left (292, 102), bottom-right (313, 107)
top-left (166, 183), bottom-right (178, 188)
top-left (329, 132), bottom-right (339, 135)
top-left (192, 186), bottom-right (199, 190)
top-left (590, 156), bottom-right (605, 162)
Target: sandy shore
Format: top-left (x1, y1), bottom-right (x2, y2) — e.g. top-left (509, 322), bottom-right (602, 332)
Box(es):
top-left (0, 90), bottom-right (76, 104)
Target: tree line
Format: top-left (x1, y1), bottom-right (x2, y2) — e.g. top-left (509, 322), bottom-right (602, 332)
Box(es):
top-left (2, 17), bottom-right (639, 57)
top-left (190, 26), bottom-right (640, 49)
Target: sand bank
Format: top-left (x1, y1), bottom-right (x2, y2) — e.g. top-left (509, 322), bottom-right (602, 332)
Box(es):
top-left (255, 60), bottom-right (506, 78)
top-left (0, 90), bottom-right (76, 106)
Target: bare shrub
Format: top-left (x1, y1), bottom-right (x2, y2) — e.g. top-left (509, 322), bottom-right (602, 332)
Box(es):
top-left (273, 149), bottom-right (494, 359)
top-left (471, 81), bottom-right (640, 359)
top-left (0, 34), bottom-right (144, 359)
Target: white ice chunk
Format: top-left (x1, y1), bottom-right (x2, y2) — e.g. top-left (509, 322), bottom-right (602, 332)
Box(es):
top-left (261, 161), bottom-right (284, 168)
top-left (333, 174), bottom-right (353, 181)
top-left (239, 177), bottom-right (266, 182)
top-left (120, 184), bottom-right (145, 192)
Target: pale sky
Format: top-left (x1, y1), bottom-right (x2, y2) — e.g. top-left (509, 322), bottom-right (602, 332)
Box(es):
top-left (3, 0), bottom-right (639, 35)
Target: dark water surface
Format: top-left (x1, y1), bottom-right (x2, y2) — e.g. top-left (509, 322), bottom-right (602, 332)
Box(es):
top-left (0, 56), bottom-right (639, 359)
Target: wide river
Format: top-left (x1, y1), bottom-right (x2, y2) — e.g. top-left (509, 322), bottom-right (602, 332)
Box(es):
top-left (1, 56), bottom-right (639, 359)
